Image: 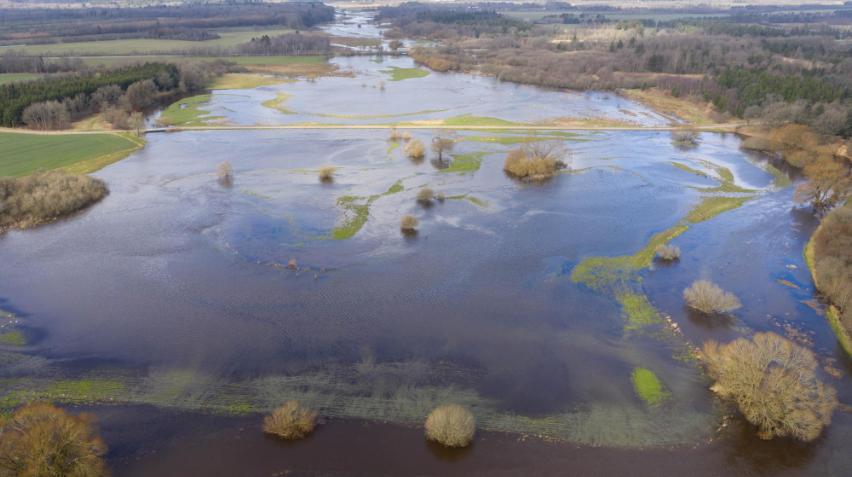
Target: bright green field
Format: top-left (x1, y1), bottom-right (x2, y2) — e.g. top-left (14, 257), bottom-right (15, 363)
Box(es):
top-left (383, 67), bottom-right (429, 81)
top-left (0, 28), bottom-right (294, 56)
top-left (0, 132), bottom-right (141, 177)
top-left (71, 55), bottom-right (328, 68)
top-left (0, 73), bottom-right (41, 85)
top-left (158, 94), bottom-right (222, 127)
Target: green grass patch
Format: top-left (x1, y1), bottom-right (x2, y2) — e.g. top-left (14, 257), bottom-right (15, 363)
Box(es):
top-left (0, 73), bottom-right (41, 85)
top-left (385, 180), bottom-right (404, 195)
top-left (617, 292), bottom-right (663, 330)
top-left (443, 115), bottom-right (521, 127)
top-left (571, 224), bottom-right (688, 290)
top-left (631, 368), bottom-right (669, 406)
top-left (0, 331), bottom-right (25, 346)
top-left (685, 196), bottom-right (751, 223)
top-left (261, 92), bottom-right (295, 114)
top-left (0, 131), bottom-right (142, 177)
top-left (4, 28), bottom-right (295, 56)
top-left (158, 94), bottom-right (222, 127)
top-left (330, 182), bottom-right (405, 240)
top-left (671, 161), bottom-right (708, 178)
top-left (442, 152), bottom-right (487, 174)
top-left (73, 55), bottom-right (327, 68)
top-left (383, 67), bottom-right (429, 81)
top-left (42, 379), bottom-right (126, 403)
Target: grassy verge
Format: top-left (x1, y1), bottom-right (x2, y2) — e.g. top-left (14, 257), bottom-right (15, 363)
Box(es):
top-left (0, 131), bottom-right (143, 177)
top-left (158, 94), bottom-right (222, 127)
top-left (383, 67), bottom-right (429, 81)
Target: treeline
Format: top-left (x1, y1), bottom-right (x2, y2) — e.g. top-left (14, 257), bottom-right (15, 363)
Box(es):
top-left (0, 62), bottom-right (226, 129)
top-left (0, 52), bottom-right (83, 74)
top-left (0, 3), bottom-right (335, 46)
top-left (238, 32), bottom-right (331, 56)
top-left (378, 3), bottom-right (529, 39)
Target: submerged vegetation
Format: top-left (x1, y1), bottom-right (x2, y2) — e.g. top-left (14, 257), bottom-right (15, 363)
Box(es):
top-left (703, 333), bottom-right (837, 441)
top-left (0, 403), bottom-right (107, 477)
top-left (424, 404), bottom-right (475, 448)
top-left (631, 368), bottom-right (669, 407)
top-left (263, 400), bottom-right (317, 440)
top-left (0, 171), bottom-right (108, 233)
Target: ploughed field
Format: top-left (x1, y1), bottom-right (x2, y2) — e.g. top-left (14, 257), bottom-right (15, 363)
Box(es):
top-left (1, 11), bottom-right (851, 477)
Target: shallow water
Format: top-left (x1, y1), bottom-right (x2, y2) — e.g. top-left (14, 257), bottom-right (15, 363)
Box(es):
top-left (2, 11), bottom-right (851, 477)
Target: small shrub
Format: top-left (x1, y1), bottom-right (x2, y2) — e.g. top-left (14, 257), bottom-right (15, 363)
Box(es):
top-left (318, 165), bottom-right (335, 183)
top-left (389, 128), bottom-right (403, 141)
top-left (263, 400), bottom-right (317, 440)
top-left (436, 192), bottom-right (445, 202)
top-left (503, 142), bottom-right (568, 181)
top-left (683, 280), bottom-right (741, 315)
top-left (431, 136), bottom-right (455, 161)
top-left (400, 214), bottom-right (419, 233)
top-left (672, 130), bottom-right (700, 149)
top-left (217, 161), bottom-right (233, 186)
top-left (405, 139), bottom-right (425, 160)
top-left (0, 171), bottom-right (108, 232)
top-left (703, 332), bottom-right (838, 441)
top-left (655, 244), bottom-right (681, 261)
top-left (0, 402), bottom-right (108, 477)
top-left (417, 187), bottom-right (434, 204)
top-left (424, 404), bottom-right (475, 448)
top-left (400, 131), bottom-right (412, 142)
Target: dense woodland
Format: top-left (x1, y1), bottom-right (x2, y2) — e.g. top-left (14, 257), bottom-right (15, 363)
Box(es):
top-left (380, 3), bottom-right (852, 138)
top-left (0, 3), bottom-right (334, 46)
top-left (0, 61), bottom-right (226, 129)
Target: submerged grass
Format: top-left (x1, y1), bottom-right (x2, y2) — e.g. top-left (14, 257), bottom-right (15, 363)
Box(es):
top-left (261, 92), bottom-right (295, 114)
top-left (383, 67), bottom-right (429, 81)
top-left (684, 196), bottom-right (750, 223)
top-left (617, 292), bottom-right (663, 330)
top-left (330, 181), bottom-right (406, 240)
top-left (442, 152), bottom-right (487, 174)
top-left (0, 331), bottom-right (25, 346)
top-left (632, 368), bottom-right (669, 406)
top-left (0, 360), bottom-right (715, 448)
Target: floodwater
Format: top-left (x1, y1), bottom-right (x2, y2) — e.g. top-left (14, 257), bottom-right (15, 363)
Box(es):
top-left (1, 10), bottom-right (851, 477)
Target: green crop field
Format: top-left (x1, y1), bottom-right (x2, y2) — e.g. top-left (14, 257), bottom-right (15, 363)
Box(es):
top-left (0, 132), bottom-right (142, 177)
top-left (0, 28), bottom-right (294, 56)
top-left (0, 73), bottom-right (41, 85)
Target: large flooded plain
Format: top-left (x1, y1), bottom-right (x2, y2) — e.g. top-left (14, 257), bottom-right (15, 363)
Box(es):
top-left (1, 10), bottom-right (850, 477)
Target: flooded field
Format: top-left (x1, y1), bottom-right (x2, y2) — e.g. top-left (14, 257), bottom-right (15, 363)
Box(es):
top-left (1, 10), bottom-right (850, 477)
